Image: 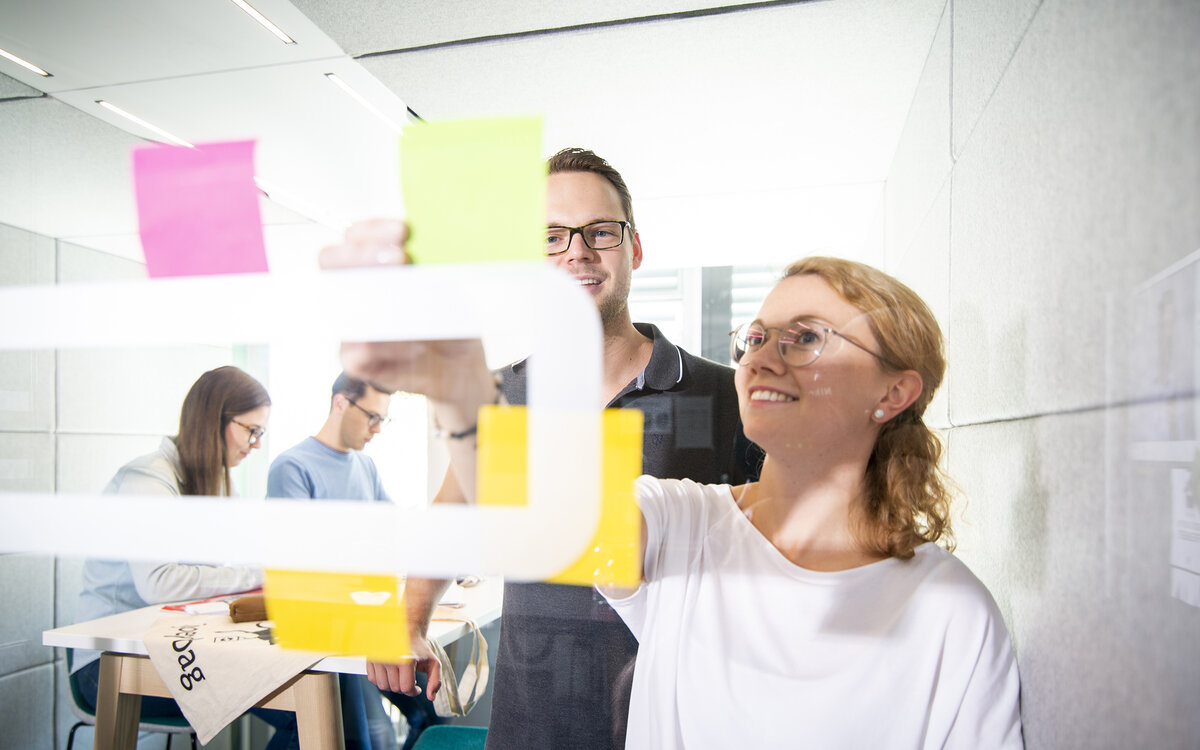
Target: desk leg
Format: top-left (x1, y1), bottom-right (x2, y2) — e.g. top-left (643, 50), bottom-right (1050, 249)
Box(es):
top-left (293, 672), bottom-right (345, 750)
top-left (94, 653), bottom-right (141, 750)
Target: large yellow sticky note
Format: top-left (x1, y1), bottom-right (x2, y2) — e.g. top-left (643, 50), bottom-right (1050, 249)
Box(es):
top-left (476, 405), bottom-right (644, 587)
top-left (263, 569), bottom-right (411, 662)
top-left (400, 116), bottom-right (545, 265)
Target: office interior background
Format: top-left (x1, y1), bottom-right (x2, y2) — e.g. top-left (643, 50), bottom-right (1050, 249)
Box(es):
top-left (2, 0), bottom-right (1198, 747)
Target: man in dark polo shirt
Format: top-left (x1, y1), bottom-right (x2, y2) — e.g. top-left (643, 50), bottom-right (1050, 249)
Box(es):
top-left (353, 147), bottom-right (759, 749)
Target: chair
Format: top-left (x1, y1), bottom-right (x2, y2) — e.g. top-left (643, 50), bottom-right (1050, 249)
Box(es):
top-left (409, 725), bottom-right (488, 750)
top-left (65, 648), bottom-right (198, 750)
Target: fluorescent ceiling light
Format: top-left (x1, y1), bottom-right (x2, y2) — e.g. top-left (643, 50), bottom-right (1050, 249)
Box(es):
top-left (229, 0), bottom-right (296, 45)
top-left (324, 73), bottom-right (405, 134)
top-left (0, 47), bottom-right (52, 77)
top-left (95, 101), bottom-right (194, 148)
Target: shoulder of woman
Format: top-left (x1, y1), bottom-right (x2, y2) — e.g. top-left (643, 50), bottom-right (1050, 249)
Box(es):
top-left (909, 545), bottom-right (1009, 626)
top-left (110, 441), bottom-right (182, 494)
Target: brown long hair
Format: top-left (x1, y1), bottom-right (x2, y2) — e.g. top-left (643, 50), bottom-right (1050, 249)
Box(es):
top-left (782, 257), bottom-right (953, 559)
top-left (175, 366), bottom-right (270, 496)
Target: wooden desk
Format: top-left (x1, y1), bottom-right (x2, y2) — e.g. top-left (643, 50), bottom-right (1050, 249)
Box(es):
top-left (44, 578), bottom-right (503, 750)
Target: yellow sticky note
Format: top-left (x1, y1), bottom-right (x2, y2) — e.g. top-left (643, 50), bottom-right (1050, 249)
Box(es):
top-left (400, 116), bottom-right (545, 264)
top-left (549, 408), bottom-right (643, 588)
top-left (477, 404), bottom-right (529, 507)
top-left (263, 569), bottom-right (411, 662)
top-left (476, 405), bottom-right (644, 587)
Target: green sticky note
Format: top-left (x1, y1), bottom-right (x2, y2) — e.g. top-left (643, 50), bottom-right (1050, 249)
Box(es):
top-left (401, 116), bottom-right (545, 264)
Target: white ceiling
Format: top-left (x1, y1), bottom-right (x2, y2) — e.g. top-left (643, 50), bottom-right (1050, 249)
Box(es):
top-left (0, 0), bottom-right (945, 271)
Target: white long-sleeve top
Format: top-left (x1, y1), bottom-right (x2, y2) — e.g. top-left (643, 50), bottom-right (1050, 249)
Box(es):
top-left (71, 437), bottom-right (262, 675)
top-left (603, 477), bottom-right (1024, 749)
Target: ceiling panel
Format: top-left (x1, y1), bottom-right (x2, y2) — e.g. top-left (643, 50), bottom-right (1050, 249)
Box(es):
top-left (0, 0), bottom-right (343, 93)
top-left (53, 56), bottom-right (406, 230)
top-left (0, 96), bottom-right (142, 239)
top-left (362, 0), bottom-right (944, 199)
top-left (0, 0), bottom-right (945, 271)
top-left (0, 72), bottom-right (41, 99)
top-left (292, 0), bottom-right (795, 56)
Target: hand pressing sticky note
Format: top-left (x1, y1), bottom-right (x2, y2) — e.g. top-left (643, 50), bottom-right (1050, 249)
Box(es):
top-left (132, 140), bottom-right (268, 278)
top-left (400, 116), bottom-right (545, 265)
top-left (264, 569), bottom-right (411, 662)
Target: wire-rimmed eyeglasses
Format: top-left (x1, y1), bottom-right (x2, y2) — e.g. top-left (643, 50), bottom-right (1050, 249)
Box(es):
top-left (347, 398), bottom-right (391, 428)
top-left (729, 320), bottom-right (895, 369)
top-left (544, 221), bottom-right (630, 255)
top-left (230, 419), bottom-right (266, 445)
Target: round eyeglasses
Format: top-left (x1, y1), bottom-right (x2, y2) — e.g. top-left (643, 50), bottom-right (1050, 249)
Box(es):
top-left (230, 419), bottom-right (266, 445)
top-left (544, 221), bottom-right (630, 255)
top-left (729, 320), bottom-right (894, 369)
top-left (347, 398), bottom-right (391, 428)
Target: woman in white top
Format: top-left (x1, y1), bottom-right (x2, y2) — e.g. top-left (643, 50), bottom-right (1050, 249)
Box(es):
top-left (602, 257), bottom-right (1023, 749)
top-left (73, 366), bottom-right (270, 722)
top-left (328, 244), bottom-right (1024, 748)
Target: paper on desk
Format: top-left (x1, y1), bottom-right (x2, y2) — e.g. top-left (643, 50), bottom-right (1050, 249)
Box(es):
top-left (143, 615), bottom-right (321, 744)
top-left (132, 139), bottom-right (268, 278)
top-left (400, 116), bottom-right (545, 265)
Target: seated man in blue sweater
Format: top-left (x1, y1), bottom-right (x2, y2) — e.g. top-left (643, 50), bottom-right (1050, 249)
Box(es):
top-left (268, 372), bottom-right (439, 750)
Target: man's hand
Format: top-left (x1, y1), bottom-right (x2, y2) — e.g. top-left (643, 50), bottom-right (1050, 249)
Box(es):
top-left (365, 635), bottom-right (442, 699)
top-left (318, 219), bottom-right (495, 409)
top-left (318, 218), bottom-right (408, 269)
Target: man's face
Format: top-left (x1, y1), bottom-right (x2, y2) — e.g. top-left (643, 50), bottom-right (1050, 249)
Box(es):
top-left (545, 171), bottom-right (642, 326)
top-left (337, 387), bottom-right (391, 451)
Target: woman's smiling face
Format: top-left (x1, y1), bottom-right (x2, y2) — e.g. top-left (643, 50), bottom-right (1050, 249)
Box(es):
top-left (734, 273), bottom-right (893, 455)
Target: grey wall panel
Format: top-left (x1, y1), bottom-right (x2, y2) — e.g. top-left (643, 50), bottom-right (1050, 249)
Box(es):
top-left (949, 0), bottom-right (1044, 156)
top-left (949, 407), bottom-right (1200, 748)
top-left (55, 556), bottom-right (85, 629)
top-left (0, 664), bottom-right (54, 750)
top-left (884, 2), bottom-right (952, 269)
top-left (56, 345), bottom-right (233, 436)
top-left (0, 555), bottom-right (54, 676)
top-left (948, 0), bottom-right (1200, 424)
top-left (0, 223), bottom-right (56, 432)
top-left (0, 431), bottom-right (54, 492)
top-left (55, 433), bottom-right (162, 495)
top-left (0, 350), bottom-right (55, 433)
top-left (889, 181), bottom-right (951, 430)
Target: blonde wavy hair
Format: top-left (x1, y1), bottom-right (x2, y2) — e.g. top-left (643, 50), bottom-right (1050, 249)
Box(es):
top-left (783, 257), bottom-right (954, 559)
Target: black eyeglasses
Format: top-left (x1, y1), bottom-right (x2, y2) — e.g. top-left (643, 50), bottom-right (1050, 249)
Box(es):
top-left (230, 419), bottom-right (266, 445)
top-left (729, 320), bottom-right (895, 369)
top-left (544, 221), bottom-right (630, 255)
top-left (347, 398), bottom-right (391, 428)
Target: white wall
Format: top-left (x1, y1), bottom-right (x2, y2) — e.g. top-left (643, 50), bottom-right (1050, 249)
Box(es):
top-left (884, 1), bottom-right (1200, 746)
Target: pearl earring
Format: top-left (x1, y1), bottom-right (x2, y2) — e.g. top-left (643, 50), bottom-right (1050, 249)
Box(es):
top-left (873, 409), bottom-right (885, 420)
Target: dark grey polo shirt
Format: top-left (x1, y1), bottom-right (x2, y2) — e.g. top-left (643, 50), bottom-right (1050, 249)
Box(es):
top-left (486, 323), bottom-right (760, 750)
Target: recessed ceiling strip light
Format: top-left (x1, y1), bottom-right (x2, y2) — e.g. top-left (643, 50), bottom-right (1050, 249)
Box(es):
top-left (324, 73), bottom-right (405, 134)
top-left (95, 101), bottom-right (194, 148)
top-left (229, 0), bottom-right (296, 45)
top-left (0, 47), bottom-right (53, 77)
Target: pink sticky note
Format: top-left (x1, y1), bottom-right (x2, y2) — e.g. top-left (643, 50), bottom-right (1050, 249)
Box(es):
top-left (132, 140), bottom-right (268, 278)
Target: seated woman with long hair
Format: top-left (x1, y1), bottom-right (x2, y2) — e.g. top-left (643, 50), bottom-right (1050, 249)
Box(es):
top-left (72, 366), bottom-right (270, 720)
top-left (339, 256), bottom-right (1023, 748)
